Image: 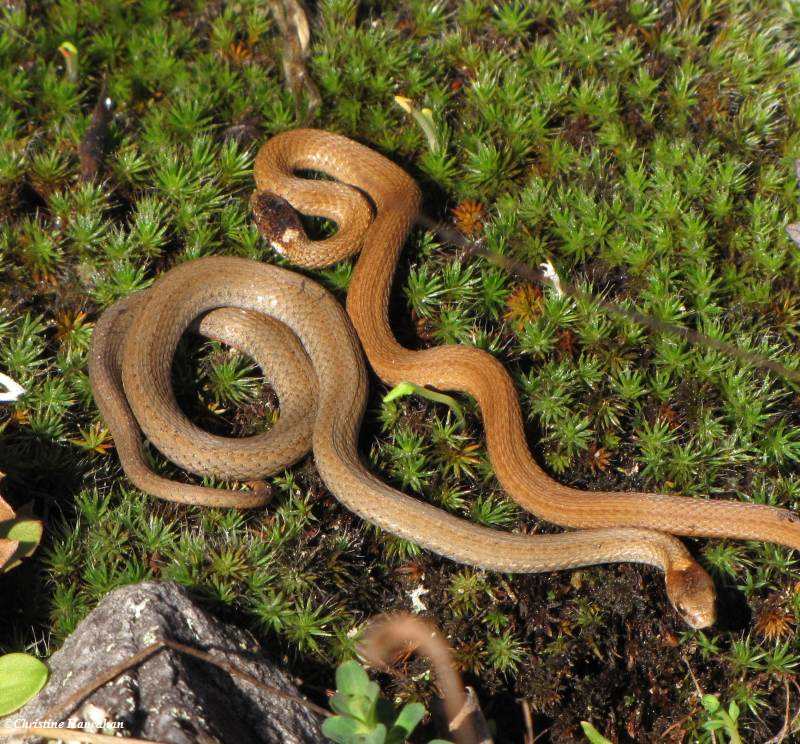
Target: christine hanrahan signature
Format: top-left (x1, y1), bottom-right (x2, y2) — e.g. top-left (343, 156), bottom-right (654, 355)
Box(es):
top-left (4, 715), bottom-right (126, 731)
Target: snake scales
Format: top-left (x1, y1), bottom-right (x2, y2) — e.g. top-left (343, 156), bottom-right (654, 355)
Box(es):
top-left (89, 129), bottom-right (800, 628)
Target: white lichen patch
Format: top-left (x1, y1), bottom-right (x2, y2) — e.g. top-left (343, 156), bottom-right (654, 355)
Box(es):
top-left (0, 372), bottom-right (25, 402)
top-left (407, 584), bottom-right (429, 613)
top-left (73, 702), bottom-right (113, 734)
top-left (129, 597), bottom-right (148, 620)
top-left (539, 260), bottom-right (564, 297)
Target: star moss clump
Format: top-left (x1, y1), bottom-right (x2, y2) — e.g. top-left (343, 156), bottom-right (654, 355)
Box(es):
top-left (1, 0), bottom-right (800, 740)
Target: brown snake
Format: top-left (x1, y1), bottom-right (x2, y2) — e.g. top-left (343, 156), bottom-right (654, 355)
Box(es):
top-left (89, 128), bottom-right (800, 629)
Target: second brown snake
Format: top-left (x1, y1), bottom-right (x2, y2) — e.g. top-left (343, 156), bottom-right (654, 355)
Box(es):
top-left (90, 129), bottom-right (800, 629)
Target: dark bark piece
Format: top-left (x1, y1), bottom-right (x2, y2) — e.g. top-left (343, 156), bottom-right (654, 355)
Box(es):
top-left (79, 80), bottom-right (114, 181)
top-left (5, 581), bottom-right (324, 743)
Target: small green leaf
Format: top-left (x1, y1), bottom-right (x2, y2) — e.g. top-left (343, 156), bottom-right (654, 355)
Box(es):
top-left (391, 702), bottom-right (425, 735)
top-left (364, 679), bottom-right (381, 704)
top-left (701, 694), bottom-right (720, 713)
top-left (363, 723), bottom-right (387, 744)
top-left (703, 720), bottom-right (725, 731)
top-left (580, 721), bottom-right (614, 744)
top-left (336, 660), bottom-right (371, 695)
top-left (322, 715), bottom-right (367, 743)
top-left (728, 700), bottom-right (740, 721)
top-left (383, 381), bottom-right (466, 429)
top-left (0, 653), bottom-right (49, 715)
top-left (330, 692), bottom-right (374, 723)
top-left (383, 381), bottom-right (417, 403)
top-left (329, 691), bottom-right (359, 717)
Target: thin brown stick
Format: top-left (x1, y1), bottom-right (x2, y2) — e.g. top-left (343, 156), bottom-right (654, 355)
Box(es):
top-left (162, 639), bottom-right (331, 718)
top-left (778, 677), bottom-right (791, 744)
top-left (39, 637), bottom-right (330, 732)
top-left (682, 655), bottom-right (704, 699)
top-left (762, 677), bottom-right (800, 744)
top-left (661, 709), bottom-right (697, 740)
top-left (40, 642), bottom-right (163, 725)
top-left (268, 0), bottom-right (320, 117)
top-left (521, 698), bottom-right (535, 744)
top-left (660, 657), bottom-right (712, 743)
top-left (418, 215), bottom-right (800, 384)
top-left (0, 727), bottom-right (160, 744)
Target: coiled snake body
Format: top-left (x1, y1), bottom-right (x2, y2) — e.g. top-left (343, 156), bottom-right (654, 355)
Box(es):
top-left (89, 129), bottom-right (800, 628)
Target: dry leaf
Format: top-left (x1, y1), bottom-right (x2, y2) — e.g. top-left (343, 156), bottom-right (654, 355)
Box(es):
top-left (0, 539), bottom-right (19, 571)
top-left (0, 495), bottom-right (13, 522)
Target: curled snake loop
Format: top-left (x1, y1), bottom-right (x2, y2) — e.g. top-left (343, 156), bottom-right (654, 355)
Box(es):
top-left (90, 128), bottom-right (800, 629)
top-left (89, 256), bottom-right (714, 628)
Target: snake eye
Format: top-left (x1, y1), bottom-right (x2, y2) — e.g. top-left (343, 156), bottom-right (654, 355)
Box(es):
top-left (673, 601), bottom-right (701, 628)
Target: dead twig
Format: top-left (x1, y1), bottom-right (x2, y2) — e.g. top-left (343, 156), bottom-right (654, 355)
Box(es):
top-left (0, 727), bottom-right (161, 744)
top-left (659, 657), bottom-right (708, 742)
top-left (38, 637), bottom-right (330, 737)
top-left (762, 677), bottom-right (800, 744)
top-left (521, 698), bottom-right (535, 744)
top-left (682, 656), bottom-right (704, 699)
top-left (417, 215), bottom-right (800, 385)
top-left (39, 642), bottom-right (161, 725)
top-left (268, 0), bottom-right (320, 118)
top-left (661, 710), bottom-right (698, 741)
top-left (161, 639), bottom-right (331, 718)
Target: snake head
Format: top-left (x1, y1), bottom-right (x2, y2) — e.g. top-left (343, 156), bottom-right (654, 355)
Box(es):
top-left (665, 563), bottom-right (717, 629)
top-left (250, 190), bottom-right (304, 257)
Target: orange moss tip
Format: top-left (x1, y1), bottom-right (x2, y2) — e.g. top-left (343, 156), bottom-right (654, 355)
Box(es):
top-left (452, 199), bottom-right (485, 236)
top-left (754, 597), bottom-right (795, 641)
top-left (588, 444), bottom-right (610, 473)
top-left (503, 283), bottom-right (543, 331)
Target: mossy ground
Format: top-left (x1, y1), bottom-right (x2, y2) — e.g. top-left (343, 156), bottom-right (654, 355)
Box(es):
top-left (2, 0), bottom-right (800, 740)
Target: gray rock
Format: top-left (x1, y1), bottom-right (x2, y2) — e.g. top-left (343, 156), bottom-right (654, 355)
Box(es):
top-left (6, 581), bottom-right (325, 743)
